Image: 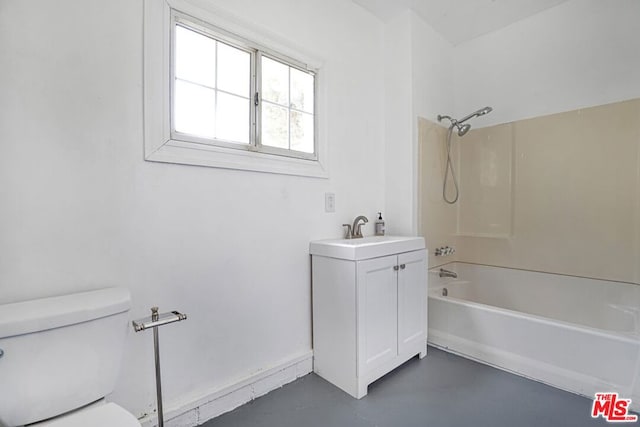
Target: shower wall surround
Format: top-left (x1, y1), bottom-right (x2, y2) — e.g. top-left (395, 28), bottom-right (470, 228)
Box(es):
top-left (419, 98), bottom-right (640, 284)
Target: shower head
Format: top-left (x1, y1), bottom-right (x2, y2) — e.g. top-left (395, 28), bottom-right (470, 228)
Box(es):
top-left (457, 123), bottom-right (471, 137)
top-left (458, 106), bottom-right (493, 124)
top-left (437, 106), bottom-right (493, 137)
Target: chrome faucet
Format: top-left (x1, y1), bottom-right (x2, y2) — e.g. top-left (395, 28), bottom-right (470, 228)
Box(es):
top-left (343, 215), bottom-right (369, 239)
top-left (439, 268), bottom-right (457, 278)
top-left (352, 216), bottom-right (368, 238)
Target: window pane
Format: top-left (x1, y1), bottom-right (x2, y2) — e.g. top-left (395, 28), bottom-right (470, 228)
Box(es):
top-left (261, 56), bottom-right (288, 106)
top-left (290, 111), bottom-right (314, 153)
top-left (290, 68), bottom-right (314, 113)
top-left (175, 25), bottom-right (216, 88)
top-left (216, 92), bottom-right (250, 144)
top-left (172, 20), bottom-right (317, 159)
top-left (217, 42), bottom-right (250, 97)
top-left (174, 79), bottom-right (215, 139)
top-left (262, 103), bottom-right (288, 149)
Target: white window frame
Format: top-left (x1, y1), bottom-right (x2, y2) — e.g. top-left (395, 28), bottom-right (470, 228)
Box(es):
top-left (144, 0), bottom-right (328, 178)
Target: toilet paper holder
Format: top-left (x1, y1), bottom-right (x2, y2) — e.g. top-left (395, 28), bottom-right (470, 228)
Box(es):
top-left (132, 310), bottom-right (187, 332)
top-left (133, 307), bottom-right (187, 427)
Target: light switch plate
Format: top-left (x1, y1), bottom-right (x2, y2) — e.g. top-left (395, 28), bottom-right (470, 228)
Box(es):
top-left (325, 192), bottom-right (335, 213)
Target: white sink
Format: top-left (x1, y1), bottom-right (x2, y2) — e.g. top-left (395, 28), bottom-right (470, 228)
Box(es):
top-left (309, 235), bottom-right (425, 261)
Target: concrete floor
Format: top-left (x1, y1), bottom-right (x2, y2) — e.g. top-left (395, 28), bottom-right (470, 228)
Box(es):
top-left (202, 347), bottom-right (638, 427)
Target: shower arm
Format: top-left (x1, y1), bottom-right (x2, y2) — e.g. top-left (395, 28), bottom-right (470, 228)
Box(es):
top-left (437, 114), bottom-right (455, 124)
top-left (457, 111), bottom-right (481, 124)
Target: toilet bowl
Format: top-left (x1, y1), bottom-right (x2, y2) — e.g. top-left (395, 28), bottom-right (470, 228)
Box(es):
top-left (0, 288), bottom-right (141, 427)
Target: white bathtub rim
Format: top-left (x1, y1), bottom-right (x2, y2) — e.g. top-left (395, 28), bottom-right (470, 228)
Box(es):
top-left (428, 292), bottom-right (640, 342)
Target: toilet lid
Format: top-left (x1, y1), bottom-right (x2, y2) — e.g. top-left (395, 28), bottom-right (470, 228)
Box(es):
top-left (33, 403), bottom-right (141, 427)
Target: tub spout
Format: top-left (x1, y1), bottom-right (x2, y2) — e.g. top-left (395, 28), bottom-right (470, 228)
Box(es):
top-left (439, 268), bottom-right (457, 278)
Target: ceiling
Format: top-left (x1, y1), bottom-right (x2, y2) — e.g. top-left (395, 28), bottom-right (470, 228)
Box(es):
top-left (352, 0), bottom-right (570, 45)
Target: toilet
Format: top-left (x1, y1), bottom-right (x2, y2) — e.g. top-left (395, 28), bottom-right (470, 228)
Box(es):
top-left (0, 288), bottom-right (141, 427)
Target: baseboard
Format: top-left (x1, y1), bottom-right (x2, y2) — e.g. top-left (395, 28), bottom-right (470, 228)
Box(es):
top-left (139, 350), bottom-right (313, 427)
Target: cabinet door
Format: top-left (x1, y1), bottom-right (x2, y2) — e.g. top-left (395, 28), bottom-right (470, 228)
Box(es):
top-left (397, 250), bottom-right (426, 356)
top-left (357, 255), bottom-right (398, 376)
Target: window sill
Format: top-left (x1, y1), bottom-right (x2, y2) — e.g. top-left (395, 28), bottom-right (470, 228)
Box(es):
top-left (145, 139), bottom-right (328, 178)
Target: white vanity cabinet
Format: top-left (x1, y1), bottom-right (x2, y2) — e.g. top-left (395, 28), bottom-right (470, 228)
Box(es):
top-left (310, 236), bottom-right (427, 398)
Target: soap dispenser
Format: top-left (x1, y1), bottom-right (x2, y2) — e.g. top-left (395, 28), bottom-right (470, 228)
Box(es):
top-left (375, 212), bottom-right (385, 236)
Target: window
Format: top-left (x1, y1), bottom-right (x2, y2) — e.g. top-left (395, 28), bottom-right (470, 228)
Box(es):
top-left (143, 1), bottom-right (327, 177)
top-left (173, 24), bottom-right (252, 145)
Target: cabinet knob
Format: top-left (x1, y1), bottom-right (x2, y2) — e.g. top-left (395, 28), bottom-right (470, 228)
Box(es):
top-left (393, 265), bottom-right (399, 271)
top-left (400, 264), bottom-right (406, 269)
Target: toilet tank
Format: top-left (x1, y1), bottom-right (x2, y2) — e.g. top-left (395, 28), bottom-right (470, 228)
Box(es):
top-left (0, 288), bottom-right (131, 426)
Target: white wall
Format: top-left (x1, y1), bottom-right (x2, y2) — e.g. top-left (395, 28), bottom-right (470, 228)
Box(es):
top-left (410, 12), bottom-right (453, 124)
top-left (383, 11), bottom-right (413, 235)
top-left (383, 10), bottom-right (454, 236)
top-left (453, 0), bottom-right (640, 127)
top-left (0, 0), bottom-right (385, 421)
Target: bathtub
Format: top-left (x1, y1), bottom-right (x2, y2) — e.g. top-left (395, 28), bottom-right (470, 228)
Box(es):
top-left (428, 262), bottom-right (640, 410)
